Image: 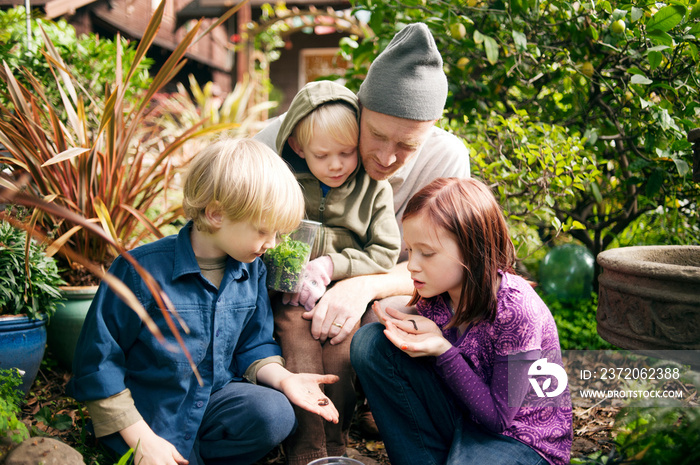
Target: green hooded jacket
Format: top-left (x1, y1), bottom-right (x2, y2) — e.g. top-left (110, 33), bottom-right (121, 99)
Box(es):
top-left (276, 81), bottom-right (400, 280)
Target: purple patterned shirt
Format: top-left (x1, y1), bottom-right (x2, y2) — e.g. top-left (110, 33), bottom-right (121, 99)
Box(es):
top-left (417, 272), bottom-right (573, 465)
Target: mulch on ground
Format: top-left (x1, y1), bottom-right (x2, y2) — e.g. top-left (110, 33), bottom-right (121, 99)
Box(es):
top-left (18, 353), bottom-right (625, 465)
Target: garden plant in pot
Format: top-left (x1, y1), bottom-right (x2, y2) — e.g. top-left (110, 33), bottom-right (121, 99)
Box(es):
top-left (0, 0), bottom-right (245, 369)
top-left (0, 217), bottom-right (64, 394)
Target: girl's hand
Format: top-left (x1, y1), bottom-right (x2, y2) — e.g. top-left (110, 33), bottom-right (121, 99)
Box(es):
top-left (279, 373), bottom-right (340, 424)
top-left (372, 302), bottom-right (441, 336)
top-left (377, 306), bottom-right (452, 358)
top-left (120, 420), bottom-right (188, 465)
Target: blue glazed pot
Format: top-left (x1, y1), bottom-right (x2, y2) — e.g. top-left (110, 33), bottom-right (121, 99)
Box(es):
top-left (0, 314), bottom-right (48, 395)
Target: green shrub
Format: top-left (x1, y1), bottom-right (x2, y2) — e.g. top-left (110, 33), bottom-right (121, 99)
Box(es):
top-left (538, 291), bottom-right (615, 350)
top-left (0, 368), bottom-right (30, 444)
top-left (0, 6), bottom-right (152, 110)
top-left (614, 406), bottom-right (700, 464)
top-left (574, 403), bottom-right (700, 464)
top-left (610, 208), bottom-right (700, 249)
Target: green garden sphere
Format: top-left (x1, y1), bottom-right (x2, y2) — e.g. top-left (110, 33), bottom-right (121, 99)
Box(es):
top-left (539, 244), bottom-right (595, 300)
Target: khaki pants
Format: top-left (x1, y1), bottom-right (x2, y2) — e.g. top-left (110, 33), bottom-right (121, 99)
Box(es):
top-left (273, 298), bottom-right (360, 465)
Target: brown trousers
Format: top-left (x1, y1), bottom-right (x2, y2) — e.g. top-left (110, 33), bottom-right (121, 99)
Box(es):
top-left (273, 299), bottom-right (360, 465)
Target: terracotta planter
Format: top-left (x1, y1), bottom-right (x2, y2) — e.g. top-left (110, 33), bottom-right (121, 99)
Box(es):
top-left (596, 246), bottom-right (700, 364)
top-left (0, 315), bottom-right (48, 394)
top-left (46, 286), bottom-right (98, 370)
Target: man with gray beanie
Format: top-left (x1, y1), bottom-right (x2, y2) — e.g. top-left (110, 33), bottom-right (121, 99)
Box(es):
top-left (254, 22), bottom-right (469, 464)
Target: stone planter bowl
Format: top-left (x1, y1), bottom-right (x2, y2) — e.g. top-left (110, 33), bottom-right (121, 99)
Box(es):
top-left (597, 246), bottom-right (700, 365)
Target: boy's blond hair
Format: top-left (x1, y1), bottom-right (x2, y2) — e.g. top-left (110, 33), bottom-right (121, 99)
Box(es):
top-left (183, 138), bottom-right (304, 234)
top-left (292, 102), bottom-right (358, 150)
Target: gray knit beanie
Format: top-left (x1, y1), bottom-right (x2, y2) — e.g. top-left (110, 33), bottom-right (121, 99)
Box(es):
top-left (357, 23), bottom-right (447, 121)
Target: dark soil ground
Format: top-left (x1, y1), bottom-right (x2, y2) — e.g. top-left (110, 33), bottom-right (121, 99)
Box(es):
top-left (16, 352), bottom-right (639, 465)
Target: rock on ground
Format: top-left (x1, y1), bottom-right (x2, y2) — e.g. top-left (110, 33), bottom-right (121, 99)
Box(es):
top-left (3, 437), bottom-right (84, 465)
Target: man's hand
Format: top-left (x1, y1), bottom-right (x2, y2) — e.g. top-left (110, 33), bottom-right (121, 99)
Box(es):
top-left (120, 420), bottom-right (188, 465)
top-left (302, 275), bottom-right (372, 344)
top-left (302, 262), bottom-right (414, 345)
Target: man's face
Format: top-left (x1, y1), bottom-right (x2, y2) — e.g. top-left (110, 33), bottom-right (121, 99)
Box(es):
top-left (358, 108), bottom-right (436, 181)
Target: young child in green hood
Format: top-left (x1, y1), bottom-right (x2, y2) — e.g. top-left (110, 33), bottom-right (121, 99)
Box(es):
top-left (276, 80), bottom-right (401, 315)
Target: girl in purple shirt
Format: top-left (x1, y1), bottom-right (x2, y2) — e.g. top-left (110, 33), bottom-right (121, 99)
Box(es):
top-left (351, 177), bottom-right (572, 465)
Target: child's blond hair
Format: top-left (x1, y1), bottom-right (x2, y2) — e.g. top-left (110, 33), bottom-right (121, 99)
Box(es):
top-left (292, 102), bottom-right (358, 150)
top-left (183, 138), bottom-right (304, 234)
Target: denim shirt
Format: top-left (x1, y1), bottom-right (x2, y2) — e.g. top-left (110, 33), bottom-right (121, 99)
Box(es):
top-left (68, 222), bottom-right (282, 457)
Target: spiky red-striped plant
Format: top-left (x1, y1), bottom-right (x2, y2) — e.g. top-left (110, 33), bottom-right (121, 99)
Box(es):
top-left (0, 0), bottom-right (242, 283)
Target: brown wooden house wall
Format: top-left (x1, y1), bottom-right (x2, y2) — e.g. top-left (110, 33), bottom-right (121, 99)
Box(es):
top-left (2, 0), bottom-right (358, 102)
top-left (1, 0), bottom-right (232, 91)
top-left (88, 0), bottom-right (232, 91)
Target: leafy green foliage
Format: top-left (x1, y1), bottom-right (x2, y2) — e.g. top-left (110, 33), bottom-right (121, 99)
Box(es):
top-left (609, 203), bottom-right (700, 249)
top-left (574, 403), bottom-right (700, 464)
top-left (0, 219), bottom-right (64, 319)
top-left (263, 236), bottom-right (312, 292)
top-left (539, 291), bottom-right (615, 350)
top-left (342, 0), bottom-right (700, 269)
top-left (0, 6), bottom-right (152, 110)
top-left (613, 406), bottom-right (700, 464)
top-left (470, 111), bottom-right (602, 251)
top-left (0, 368), bottom-right (30, 444)
top-left (250, 3), bottom-right (288, 64)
